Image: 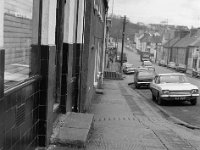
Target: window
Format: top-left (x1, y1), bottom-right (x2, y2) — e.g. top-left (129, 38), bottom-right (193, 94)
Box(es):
top-left (160, 75), bottom-right (188, 83)
top-left (4, 0), bottom-right (33, 89)
top-left (155, 76), bottom-right (160, 84)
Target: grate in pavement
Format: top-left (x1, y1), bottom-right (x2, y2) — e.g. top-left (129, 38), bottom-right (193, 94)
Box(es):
top-left (94, 116), bottom-right (135, 122)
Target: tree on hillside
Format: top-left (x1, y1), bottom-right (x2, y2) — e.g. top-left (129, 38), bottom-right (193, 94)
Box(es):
top-left (109, 14), bottom-right (147, 41)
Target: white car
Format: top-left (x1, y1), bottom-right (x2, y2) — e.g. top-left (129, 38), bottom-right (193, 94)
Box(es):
top-left (123, 66), bottom-right (136, 74)
top-left (142, 60), bottom-right (155, 71)
top-left (150, 73), bottom-right (199, 105)
top-left (142, 60), bottom-right (152, 67)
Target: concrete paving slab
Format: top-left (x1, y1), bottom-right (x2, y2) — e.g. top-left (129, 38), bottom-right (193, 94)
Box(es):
top-left (62, 112), bottom-right (94, 129)
top-left (50, 112), bottom-right (94, 148)
top-left (55, 127), bottom-right (89, 148)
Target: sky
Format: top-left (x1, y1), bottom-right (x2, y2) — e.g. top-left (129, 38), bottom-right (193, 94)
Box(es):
top-left (108, 0), bottom-right (200, 28)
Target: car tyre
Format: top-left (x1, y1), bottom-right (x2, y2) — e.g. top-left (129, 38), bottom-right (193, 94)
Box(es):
top-left (135, 83), bottom-right (140, 89)
top-left (152, 92), bottom-right (156, 101)
top-left (157, 94), bottom-right (164, 105)
top-left (191, 98), bottom-right (197, 105)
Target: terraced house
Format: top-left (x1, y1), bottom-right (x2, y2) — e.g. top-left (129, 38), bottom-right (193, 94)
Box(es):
top-left (0, 0), bottom-right (108, 149)
top-left (163, 29), bottom-right (200, 75)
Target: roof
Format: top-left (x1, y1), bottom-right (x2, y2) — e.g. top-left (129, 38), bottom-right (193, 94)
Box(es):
top-left (173, 30), bottom-right (200, 48)
top-left (189, 37), bottom-right (200, 47)
top-left (163, 37), bottom-right (180, 48)
top-left (140, 34), bottom-right (151, 43)
top-left (150, 36), bottom-right (162, 43)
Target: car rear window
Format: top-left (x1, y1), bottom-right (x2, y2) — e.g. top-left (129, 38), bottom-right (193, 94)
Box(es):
top-left (160, 75), bottom-right (188, 83)
top-left (138, 71), bottom-right (154, 77)
top-left (144, 61), bottom-right (152, 66)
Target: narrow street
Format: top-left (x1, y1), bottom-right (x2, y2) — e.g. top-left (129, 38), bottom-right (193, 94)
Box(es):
top-left (120, 44), bottom-right (200, 128)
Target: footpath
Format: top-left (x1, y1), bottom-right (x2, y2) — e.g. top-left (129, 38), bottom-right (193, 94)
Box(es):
top-left (46, 58), bottom-right (200, 150)
top-left (48, 76), bottom-right (200, 150)
top-left (85, 79), bottom-right (200, 150)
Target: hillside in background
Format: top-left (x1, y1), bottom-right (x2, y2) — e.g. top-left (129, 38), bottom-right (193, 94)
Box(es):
top-left (109, 14), bottom-right (147, 41)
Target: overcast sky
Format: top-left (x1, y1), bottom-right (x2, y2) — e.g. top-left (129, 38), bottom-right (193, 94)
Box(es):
top-left (108, 0), bottom-right (200, 28)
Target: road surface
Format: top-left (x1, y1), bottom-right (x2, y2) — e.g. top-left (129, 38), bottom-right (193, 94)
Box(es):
top-left (120, 44), bottom-right (200, 128)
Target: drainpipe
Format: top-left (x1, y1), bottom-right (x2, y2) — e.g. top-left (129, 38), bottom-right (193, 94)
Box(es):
top-left (73, 0), bottom-right (79, 112)
top-left (38, 0), bottom-right (43, 46)
top-left (78, 0), bottom-right (85, 112)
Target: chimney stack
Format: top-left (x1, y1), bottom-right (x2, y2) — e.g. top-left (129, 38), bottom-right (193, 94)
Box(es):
top-left (174, 30), bottom-right (189, 38)
top-left (190, 28), bottom-right (198, 37)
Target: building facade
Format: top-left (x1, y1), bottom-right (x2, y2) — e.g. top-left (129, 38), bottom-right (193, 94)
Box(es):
top-left (0, 0), bottom-right (108, 149)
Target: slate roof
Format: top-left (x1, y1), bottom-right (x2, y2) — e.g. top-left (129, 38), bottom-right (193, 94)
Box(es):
top-left (140, 34), bottom-right (151, 43)
top-left (189, 37), bottom-right (200, 47)
top-left (150, 36), bottom-right (162, 43)
top-left (173, 30), bottom-right (200, 48)
top-left (163, 37), bottom-right (180, 48)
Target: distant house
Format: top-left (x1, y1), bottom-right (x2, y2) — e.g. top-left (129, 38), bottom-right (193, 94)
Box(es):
top-left (173, 29), bottom-right (200, 72)
top-left (149, 35), bottom-right (162, 62)
top-left (187, 30), bottom-right (200, 74)
top-left (187, 42), bottom-right (200, 74)
top-left (156, 29), bottom-right (176, 63)
top-left (162, 30), bottom-right (189, 65)
top-left (140, 33), bottom-right (151, 52)
top-left (135, 32), bottom-right (145, 51)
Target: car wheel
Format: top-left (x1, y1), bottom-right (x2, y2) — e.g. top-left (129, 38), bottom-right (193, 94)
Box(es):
top-left (191, 98), bottom-right (197, 105)
top-left (157, 94), bottom-right (164, 105)
top-left (135, 83), bottom-right (140, 89)
top-left (152, 92), bottom-right (156, 101)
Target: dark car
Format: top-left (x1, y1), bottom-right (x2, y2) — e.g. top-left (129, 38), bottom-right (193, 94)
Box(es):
top-left (140, 51), bottom-right (150, 61)
top-left (176, 64), bottom-right (186, 73)
top-left (134, 70), bottom-right (156, 89)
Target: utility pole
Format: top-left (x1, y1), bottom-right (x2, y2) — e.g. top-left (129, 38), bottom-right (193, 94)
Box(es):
top-left (120, 15), bottom-right (126, 71)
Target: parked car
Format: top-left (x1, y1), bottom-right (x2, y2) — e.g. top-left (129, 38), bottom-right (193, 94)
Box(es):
top-left (134, 70), bottom-right (156, 89)
top-left (176, 64), bottom-right (186, 73)
top-left (123, 62), bottom-right (131, 68)
top-left (123, 66), bottom-right (136, 74)
top-left (138, 66), bottom-right (155, 72)
top-left (150, 73), bottom-right (199, 105)
top-left (140, 51), bottom-right (150, 61)
top-left (123, 63), bottom-right (136, 74)
top-left (142, 60), bottom-right (155, 71)
top-left (142, 60), bottom-right (152, 66)
top-left (167, 62), bottom-right (177, 69)
top-left (192, 69), bottom-right (200, 78)
top-left (123, 62), bottom-right (133, 70)
top-left (158, 60), bottom-right (167, 67)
